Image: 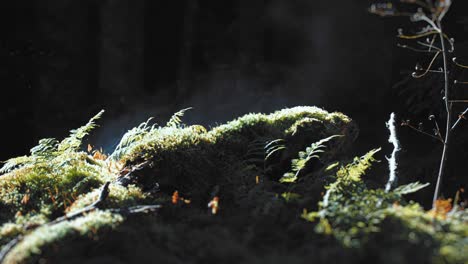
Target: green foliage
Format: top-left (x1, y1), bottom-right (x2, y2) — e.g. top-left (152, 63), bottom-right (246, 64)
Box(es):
top-left (166, 107), bottom-right (192, 128)
top-left (0, 106), bottom-right (358, 263)
top-left (280, 135), bottom-right (342, 183)
top-left (281, 192), bottom-right (302, 202)
top-left (264, 139), bottom-right (286, 161)
top-left (301, 149), bottom-right (467, 263)
top-left (1, 111), bottom-right (104, 175)
top-left (58, 110), bottom-right (104, 153)
top-left (0, 156), bottom-right (31, 175)
top-left (3, 211), bottom-right (124, 264)
top-left (393, 182), bottom-right (431, 196)
top-left (109, 118), bottom-right (157, 161)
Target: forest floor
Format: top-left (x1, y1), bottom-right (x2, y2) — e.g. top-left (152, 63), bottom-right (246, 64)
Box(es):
top-left (0, 106), bottom-right (466, 264)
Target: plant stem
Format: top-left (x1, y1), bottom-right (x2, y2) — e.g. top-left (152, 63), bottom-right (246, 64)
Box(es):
top-left (433, 20), bottom-right (452, 209)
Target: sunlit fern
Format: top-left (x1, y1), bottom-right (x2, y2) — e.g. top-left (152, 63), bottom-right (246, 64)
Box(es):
top-left (265, 139), bottom-right (286, 161)
top-left (108, 118), bottom-right (157, 161)
top-left (166, 107), bottom-right (193, 128)
top-left (280, 135), bottom-right (342, 183)
top-left (0, 110), bottom-right (104, 174)
top-left (58, 110), bottom-right (105, 153)
top-left (321, 148), bottom-right (380, 208)
top-left (393, 182), bottom-right (430, 195)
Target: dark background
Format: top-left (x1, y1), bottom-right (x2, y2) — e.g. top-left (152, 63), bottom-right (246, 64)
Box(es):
top-left (1, 0), bottom-right (467, 202)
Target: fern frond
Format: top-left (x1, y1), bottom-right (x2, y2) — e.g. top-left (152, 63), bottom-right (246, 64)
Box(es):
top-left (30, 138), bottom-right (59, 157)
top-left (280, 135), bottom-right (341, 183)
top-left (109, 118), bottom-right (156, 161)
top-left (0, 156), bottom-right (33, 174)
top-left (336, 147), bottom-right (381, 182)
top-left (393, 182), bottom-right (430, 195)
top-left (58, 110), bottom-right (105, 153)
top-left (166, 107), bottom-right (193, 128)
top-left (322, 148), bottom-right (381, 208)
top-left (265, 139), bottom-right (286, 161)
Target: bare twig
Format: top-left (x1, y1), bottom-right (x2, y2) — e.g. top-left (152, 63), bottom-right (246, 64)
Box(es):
top-left (50, 181), bottom-right (111, 225)
top-left (416, 40), bottom-right (441, 51)
top-left (451, 107), bottom-right (468, 131)
top-left (398, 30), bottom-right (438, 39)
top-left (412, 51), bottom-right (441, 78)
top-left (397, 43), bottom-right (438, 53)
top-left (452, 57), bottom-right (468, 69)
top-left (433, 20), bottom-right (451, 209)
top-left (403, 123), bottom-right (444, 143)
top-left (429, 115), bottom-right (444, 141)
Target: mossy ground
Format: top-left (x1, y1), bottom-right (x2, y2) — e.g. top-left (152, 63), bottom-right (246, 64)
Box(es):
top-left (0, 106), bottom-right (466, 264)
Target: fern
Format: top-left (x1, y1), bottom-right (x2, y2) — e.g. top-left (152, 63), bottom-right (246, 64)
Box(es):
top-left (393, 182), bottom-right (430, 196)
top-left (322, 148), bottom-right (381, 208)
top-left (265, 139), bottom-right (286, 161)
top-left (109, 118), bottom-right (157, 161)
top-left (1, 139), bottom-right (60, 174)
top-left (0, 156), bottom-right (32, 174)
top-left (280, 135), bottom-right (341, 183)
top-left (335, 148), bottom-right (380, 183)
top-left (58, 110), bottom-right (105, 153)
top-left (30, 138), bottom-right (59, 157)
top-left (166, 107), bottom-right (192, 128)
top-left (0, 111), bottom-right (104, 175)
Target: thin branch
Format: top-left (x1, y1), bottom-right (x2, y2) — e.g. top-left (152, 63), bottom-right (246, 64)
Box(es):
top-left (427, 34), bottom-right (437, 52)
top-left (436, 0), bottom-right (452, 21)
top-left (448, 100), bottom-right (468, 103)
top-left (412, 12), bottom-right (441, 32)
top-left (412, 51), bottom-right (441, 78)
top-left (433, 20), bottom-right (451, 209)
top-left (397, 43), bottom-right (438, 53)
top-left (451, 107), bottom-right (468, 131)
top-left (398, 30), bottom-right (438, 39)
top-left (416, 40), bottom-right (441, 51)
top-left (430, 116), bottom-right (444, 141)
top-left (402, 123), bottom-right (444, 143)
top-left (452, 57), bottom-right (468, 69)
top-left (49, 181), bottom-right (111, 224)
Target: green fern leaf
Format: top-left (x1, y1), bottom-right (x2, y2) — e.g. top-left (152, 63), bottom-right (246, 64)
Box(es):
top-left (279, 135), bottom-right (341, 183)
top-left (109, 117), bottom-right (156, 160)
top-left (393, 182), bottom-right (430, 195)
top-left (166, 107), bottom-right (193, 128)
top-left (58, 110), bottom-right (105, 153)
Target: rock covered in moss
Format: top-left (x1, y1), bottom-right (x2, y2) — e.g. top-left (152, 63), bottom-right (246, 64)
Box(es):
top-left (1, 106), bottom-right (465, 264)
top-left (0, 106), bottom-right (357, 263)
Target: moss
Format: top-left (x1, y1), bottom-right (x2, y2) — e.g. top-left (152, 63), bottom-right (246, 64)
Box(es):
top-left (2, 211), bottom-right (124, 264)
top-left (117, 106), bottom-right (356, 202)
top-left (0, 106), bottom-right (466, 263)
top-left (0, 152), bottom-right (106, 222)
top-left (67, 184), bottom-right (148, 213)
top-left (0, 107), bottom-right (357, 263)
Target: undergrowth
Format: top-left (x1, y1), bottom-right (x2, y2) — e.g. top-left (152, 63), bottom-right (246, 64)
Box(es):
top-left (0, 106), bottom-right (465, 264)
